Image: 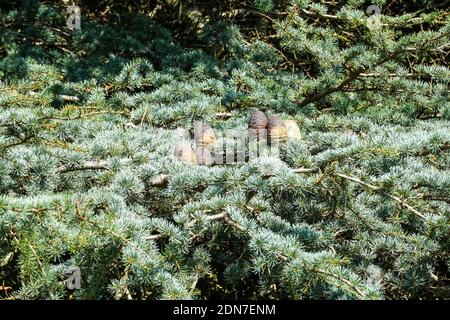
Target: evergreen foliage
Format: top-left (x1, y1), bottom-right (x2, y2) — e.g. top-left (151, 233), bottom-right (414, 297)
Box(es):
top-left (0, 0), bottom-right (449, 299)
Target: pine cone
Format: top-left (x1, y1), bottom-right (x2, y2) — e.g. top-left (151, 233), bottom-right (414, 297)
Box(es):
top-left (267, 115), bottom-right (288, 143)
top-left (248, 109), bottom-right (268, 130)
top-left (196, 146), bottom-right (214, 166)
top-left (283, 120), bottom-right (302, 140)
top-left (174, 143), bottom-right (197, 164)
top-left (248, 109), bottom-right (268, 142)
top-left (195, 123), bottom-right (216, 147)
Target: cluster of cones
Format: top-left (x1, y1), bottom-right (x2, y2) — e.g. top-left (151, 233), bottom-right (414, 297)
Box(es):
top-left (248, 110), bottom-right (301, 143)
top-left (174, 110), bottom-right (301, 166)
top-left (174, 123), bottom-right (216, 166)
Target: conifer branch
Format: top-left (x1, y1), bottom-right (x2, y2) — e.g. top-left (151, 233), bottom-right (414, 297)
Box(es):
top-left (299, 8), bottom-right (338, 20)
top-left (335, 173), bottom-right (426, 219)
top-left (275, 254), bottom-right (366, 298)
top-left (145, 211), bottom-right (229, 241)
top-left (56, 161), bottom-right (169, 186)
top-left (55, 161), bottom-right (109, 174)
top-left (59, 95), bottom-right (80, 102)
top-left (54, 161), bottom-right (430, 220)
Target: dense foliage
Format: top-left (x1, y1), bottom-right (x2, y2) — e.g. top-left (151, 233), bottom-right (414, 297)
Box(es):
top-left (0, 0), bottom-right (449, 299)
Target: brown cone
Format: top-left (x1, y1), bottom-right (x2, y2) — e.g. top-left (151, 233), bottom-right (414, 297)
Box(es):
top-left (267, 115), bottom-right (288, 143)
top-left (248, 109), bottom-right (268, 130)
top-left (174, 143), bottom-right (197, 164)
top-left (195, 123), bottom-right (216, 147)
top-left (196, 146), bottom-right (214, 166)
